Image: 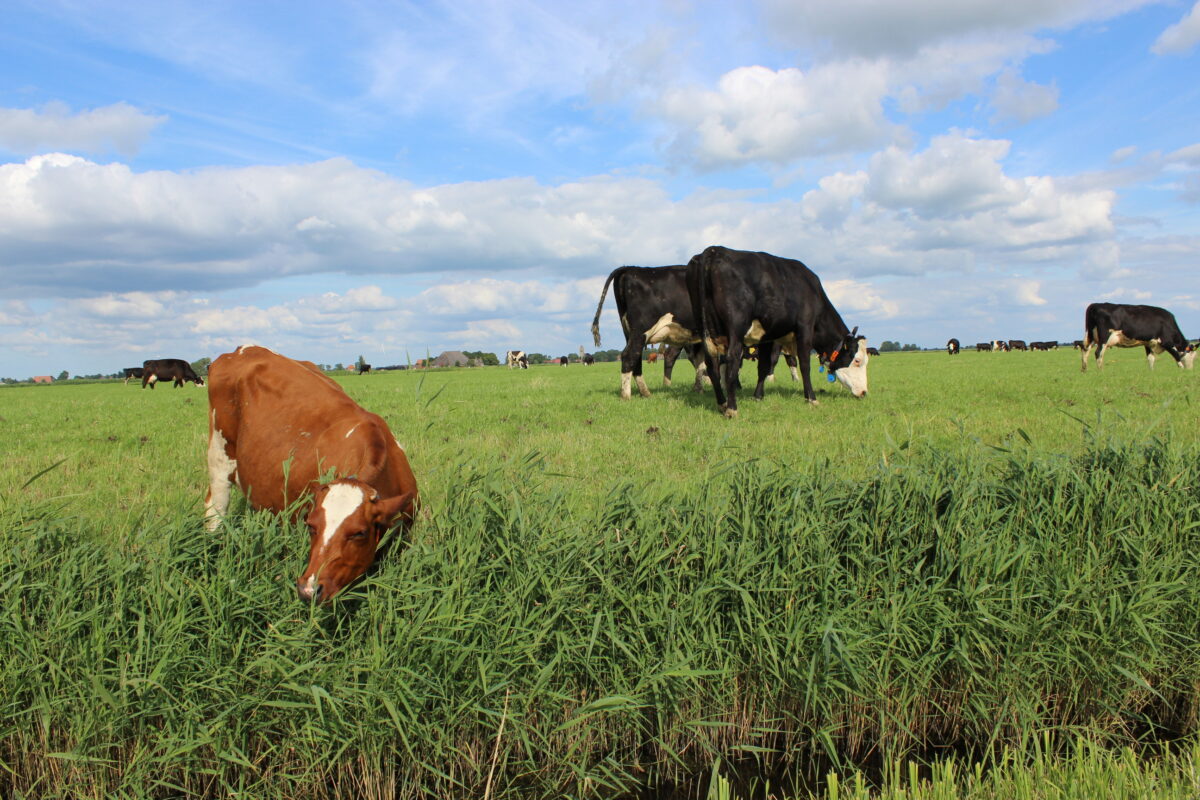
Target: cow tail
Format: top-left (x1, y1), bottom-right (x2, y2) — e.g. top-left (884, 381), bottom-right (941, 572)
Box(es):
top-left (590, 267), bottom-right (622, 348)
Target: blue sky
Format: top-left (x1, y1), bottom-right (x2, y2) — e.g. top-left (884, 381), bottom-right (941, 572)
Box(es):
top-left (2, 0), bottom-right (1198, 377)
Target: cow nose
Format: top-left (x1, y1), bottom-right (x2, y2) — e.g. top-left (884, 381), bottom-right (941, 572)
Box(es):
top-left (297, 580), bottom-right (322, 602)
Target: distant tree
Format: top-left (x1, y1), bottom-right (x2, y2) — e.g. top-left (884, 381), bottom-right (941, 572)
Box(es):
top-left (526, 353), bottom-right (548, 365)
top-left (879, 341), bottom-right (900, 352)
top-left (463, 350), bottom-right (499, 366)
top-left (191, 357), bottom-right (212, 376)
top-left (334, 362), bottom-right (344, 371)
top-left (355, 355), bottom-right (366, 371)
top-left (56, 370), bottom-right (69, 381)
top-left (592, 349), bottom-right (621, 362)
top-left (901, 343), bottom-right (920, 352)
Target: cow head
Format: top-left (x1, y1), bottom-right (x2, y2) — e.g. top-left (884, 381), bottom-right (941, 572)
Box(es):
top-left (297, 478), bottom-right (416, 602)
top-left (1182, 345), bottom-right (1196, 369)
top-left (827, 328), bottom-right (870, 398)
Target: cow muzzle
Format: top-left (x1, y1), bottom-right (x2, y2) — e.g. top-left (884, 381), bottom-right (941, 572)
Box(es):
top-left (297, 578), bottom-right (324, 603)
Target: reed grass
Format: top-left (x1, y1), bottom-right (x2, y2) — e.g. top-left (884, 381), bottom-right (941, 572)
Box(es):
top-left (1, 350), bottom-right (1198, 798)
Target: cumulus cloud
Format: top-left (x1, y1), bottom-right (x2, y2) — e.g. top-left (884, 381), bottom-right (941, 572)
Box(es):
top-left (990, 69), bottom-right (1059, 124)
top-left (657, 63), bottom-right (899, 166)
top-left (1151, 1), bottom-right (1200, 54)
top-left (762, 0), bottom-right (1154, 59)
top-left (0, 143), bottom-right (1124, 305)
top-left (0, 102), bottom-right (166, 156)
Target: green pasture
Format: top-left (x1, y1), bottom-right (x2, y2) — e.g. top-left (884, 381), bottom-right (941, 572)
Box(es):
top-left (1, 348), bottom-right (1199, 798)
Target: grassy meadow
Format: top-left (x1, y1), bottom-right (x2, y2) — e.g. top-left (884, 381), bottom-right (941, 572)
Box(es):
top-left (1, 347), bottom-right (1199, 798)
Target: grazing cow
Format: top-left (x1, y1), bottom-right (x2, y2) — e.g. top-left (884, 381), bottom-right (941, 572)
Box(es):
top-left (1008, 340), bottom-right (1028, 352)
top-left (1081, 303), bottom-right (1197, 371)
top-left (505, 350), bottom-right (529, 369)
top-left (142, 358), bottom-right (204, 389)
top-left (590, 265), bottom-right (710, 398)
top-left (122, 367), bottom-right (144, 384)
top-left (358, 363), bottom-right (372, 374)
top-left (976, 342), bottom-right (993, 352)
top-left (946, 338), bottom-right (960, 355)
top-left (205, 346), bottom-right (418, 602)
top-left (686, 246), bottom-right (869, 418)
top-left (582, 353), bottom-right (595, 365)
top-left (866, 346), bottom-right (880, 357)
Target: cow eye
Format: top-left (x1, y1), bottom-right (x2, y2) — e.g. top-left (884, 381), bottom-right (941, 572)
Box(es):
top-left (347, 530), bottom-right (367, 542)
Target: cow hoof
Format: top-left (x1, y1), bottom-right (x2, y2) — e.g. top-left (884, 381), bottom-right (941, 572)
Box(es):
top-left (663, 378), bottom-right (672, 387)
top-left (724, 408), bottom-right (738, 419)
top-left (808, 399), bottom-right (820, 406)
top-left (620, 390), bottom-right (632, 399)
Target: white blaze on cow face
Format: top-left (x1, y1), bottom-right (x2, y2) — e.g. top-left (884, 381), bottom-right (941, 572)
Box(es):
top-left (835, 339), bottom-right (870, 397)
top-left (204, 413), bottom-right (237, 531)
top-left (318, 483), bottom-right (367, 549)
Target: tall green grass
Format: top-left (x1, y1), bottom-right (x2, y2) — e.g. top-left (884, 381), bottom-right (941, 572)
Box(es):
top-left (2, 413), bottom-right (1199, 797)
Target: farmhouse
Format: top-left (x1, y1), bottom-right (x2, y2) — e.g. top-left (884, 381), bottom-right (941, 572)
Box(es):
top-left (432, 351), bottom-right (472, 368)
top-left (31, 375), bottom-right (53, 384)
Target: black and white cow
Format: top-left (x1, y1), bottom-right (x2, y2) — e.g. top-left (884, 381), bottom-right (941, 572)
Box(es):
top-left (358, 363), bottom-right (372, 374)
top-left (123, 367), bottom-right (144, 384)
top-left (686, 246), bottom-right (869, 418)
top-left (947, 338), bottom-right (960, 355)
top-left (1008, 340), bottom-right (1027, 352)
top-left (1081, 303), bottom-right (1196, 371)
top-left (590, 265), bottom-right (709, 398)
top-left (142, 358), bottom-right (204, 389)
top-left (505, 350), bottom-right (529, 369)
top-left (976, 342), bottom-right (993, 352)
top-left (582, 353), bottom-right (595, 365)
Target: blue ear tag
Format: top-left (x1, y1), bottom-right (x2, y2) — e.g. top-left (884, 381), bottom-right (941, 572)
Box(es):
top-left (827, 372), bottom-right (836, 383)
top-left (818, 364), bottom-right (825, 373)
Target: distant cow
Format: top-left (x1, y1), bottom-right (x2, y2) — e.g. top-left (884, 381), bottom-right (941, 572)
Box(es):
top-left (582, 353), bottom-right (595, 365)
top-left (946, 338), bottom-right (960, 355)
top-left (976, 342), bottom-right (993, 352)
top-left (1008, 340), bottom-right (1027, 352)
top-left (866, 346), bottom-right (880, 357)
top-left (358, 363), bottom-right (372, 374)
top-left (505, 350), bottom-right (528, 369)
top-left (142, 359), bottom-right (204, 389)
top-left (122, 367), bottom-right (144, 384)
top-left (591, 265), bottom-right (710, 398)
top-left (686, 246), bottom-right (869, 417)
top-left (1081, 303), bottom-right (1196, 371)
top-left (205, 346), bottom-right (418, 602)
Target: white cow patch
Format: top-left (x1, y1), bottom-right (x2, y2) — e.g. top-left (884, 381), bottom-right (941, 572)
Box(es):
top-left (320, 483), bottom-right (367, 548)
top-left (1183, 350), bottom-right (1196, 370)
top-left (147, 373), bottom-right (158, 384)
top-left (205, 412), bottom-right (237, 531)
top-left (743, 320), bottom-right (765, 346)
top-left (644, 313), bottom-right (697, 346)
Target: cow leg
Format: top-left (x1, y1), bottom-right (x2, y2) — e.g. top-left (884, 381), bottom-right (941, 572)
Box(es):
top-left (704, 347), bottom-right (726, 410)
top-left (794, 332), bottom-right (817, 403)
top-left (662, 344), bottom-right (682, 387)
top-left (143, 373), bottom-right (156, 389)
top-left (204, 410), bottom-right (238, 531)
top-left (786, 353), bottom-right (800, 382)
top-left (722, 336), bottom-right (745, 418)
top-left (619, 336), bottom-right (645, 399)
top-left (1145, 345), bottom-right (1156, 370)
top-left (753, 347), bottom-right (774, 400)
top-left (1093, 328), bottom-right (1111, 369)
top-left (689, 346), bottom-right (709, 392)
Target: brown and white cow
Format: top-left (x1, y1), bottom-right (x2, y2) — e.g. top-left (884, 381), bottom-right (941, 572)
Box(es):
top-left (204, 345), bottom-right (418, 602)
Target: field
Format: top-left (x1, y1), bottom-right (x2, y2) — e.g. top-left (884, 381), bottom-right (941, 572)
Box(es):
top-left (2, 347), bottom-right (1199, 799)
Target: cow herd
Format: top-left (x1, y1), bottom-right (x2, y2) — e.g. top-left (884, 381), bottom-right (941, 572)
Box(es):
top-left (116, 245), bottom-right (1195, 603)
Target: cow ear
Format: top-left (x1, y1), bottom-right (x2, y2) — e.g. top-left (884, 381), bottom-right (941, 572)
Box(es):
top-left (372, 491), bottom-right (416, 528)
top-left (850, 326), bottom-right (858, 338)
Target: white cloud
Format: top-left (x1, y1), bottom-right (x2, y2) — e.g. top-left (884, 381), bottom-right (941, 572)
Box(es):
top-left (0, 102), bottom-right (166, 156)
top-left (1013, 279), bottom-right (1048, 306)
top-left (762, 0), bottom-right (1155, 59)
top-left (657, 63), bottom-right (898, 166)
top-left (990, 69), bottom-right (1059, 124)
top-left (1152, 1), bottom-right (1200, 54)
